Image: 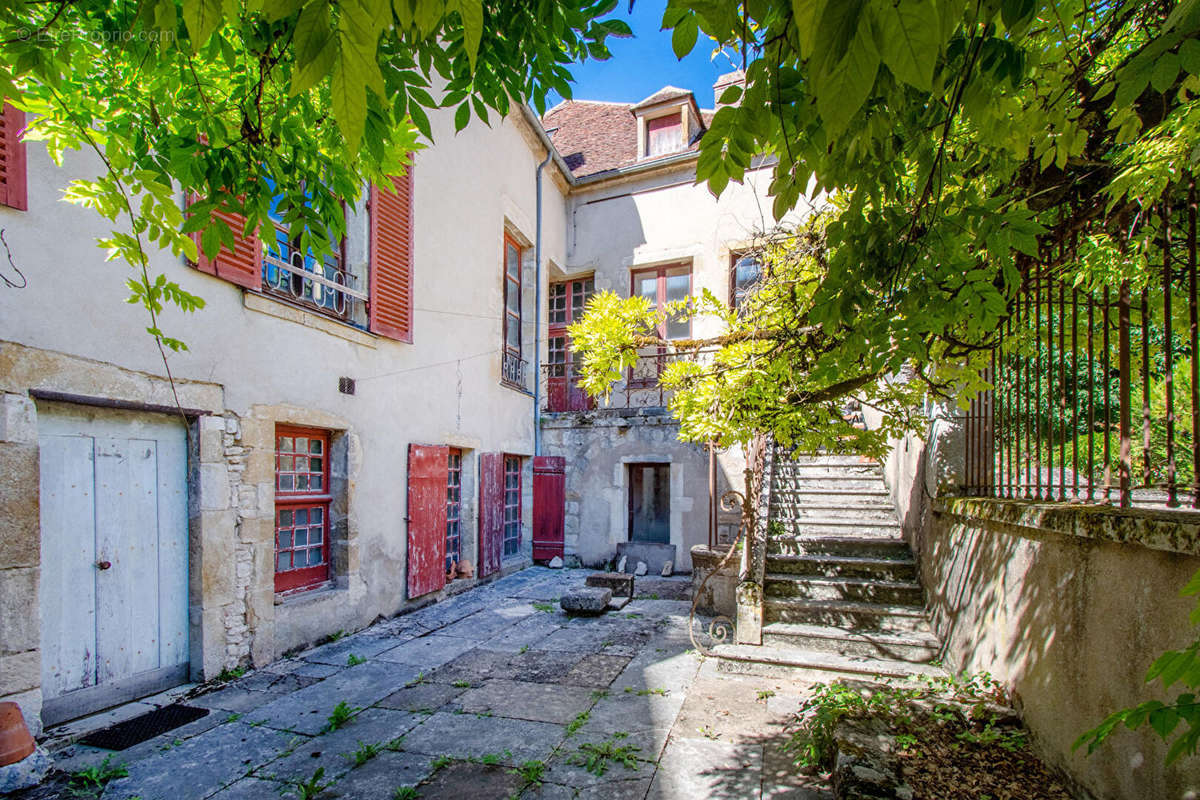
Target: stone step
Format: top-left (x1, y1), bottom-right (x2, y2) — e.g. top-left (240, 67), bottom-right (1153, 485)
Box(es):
top-left (764, 574), bottom-right (924, 605)
top-left (771, 476), bottom-right (888, 491)
top-left (767, 553), bottom-right (918, 582)
top-left (771, 464), bottom-right (883, 479)
top-left (767, 504), bottom-right (898, 521)
top-left (772, 454), bottom-right (877, 467)
top-left (767, 519), bottom-right (901, 538)
top-left (712, 643), bottom-right (946, 682)
top-left (761, 622), bottom-right (941, 664)
top-left (769, 488), bottom-right (891, 505)
top-left (764, 598), bottom-right (930, 632)
top-left (767, 536), bottom-right (911, 559)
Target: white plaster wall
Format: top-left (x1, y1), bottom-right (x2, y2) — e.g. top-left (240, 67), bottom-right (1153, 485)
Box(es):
top-left (0, 105), bottom-right (568, 659)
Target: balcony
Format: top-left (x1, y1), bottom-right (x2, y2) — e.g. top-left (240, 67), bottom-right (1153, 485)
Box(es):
top-left (541, 351), bottom-right (679, 413)
top-left (501, 351), bottom-right (529, 391)
top-left (262, 239), bottom-right (365, 324)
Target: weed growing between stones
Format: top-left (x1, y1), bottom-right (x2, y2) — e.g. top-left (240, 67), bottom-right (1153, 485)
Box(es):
top-left (325, 700), bottom-right (362, 732)
top-left (511, 759), bottom-right (546, 789)
top-left (67, 756), bottom-right (128, 798)
top-left (479, 749), bottom-right (512, 766)
top-left (757, 689), bottom-right (776, 702)
top-left (292, 767), bottom-right (333, 800)
top-left (429, 755), bottom-right (453, 773)
top-left (213, 666), bottom-right (247, 683)
top-left (224, 713), bottom-right (242, 723)
top-left (348, 740), bottom-right (383, 766)
top-left (347, 653), bottom-right (367, 667)
top-left (566, 710), bottom-right (589, 736)
top-left (324, 630), bottom-right (348, 644)
top-left (393, 786), bottom-right (420, 800)
top-left (532, 602), bottom-right (554, 613)
top-left (452, 679), bottom-right (472, 688)
top-left (567, 734), bottom-right (641, 777)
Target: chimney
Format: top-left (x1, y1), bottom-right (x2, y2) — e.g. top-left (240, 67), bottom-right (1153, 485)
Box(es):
top-left (713, 70), bottom-right (746, 110)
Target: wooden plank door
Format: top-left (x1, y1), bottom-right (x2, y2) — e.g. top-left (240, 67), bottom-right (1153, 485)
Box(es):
top-left (38, 403), bottom-right (188, 725)
top-left (532, 456), bottom-right (565, 561)
top-left (407, 444), bottom-right (449, 599)
top-left (477, 452), bottom-right (504, 578)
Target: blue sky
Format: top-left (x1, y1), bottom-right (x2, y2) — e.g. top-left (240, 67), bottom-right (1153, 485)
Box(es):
top-left (548, 0), bottom-right (738, 108)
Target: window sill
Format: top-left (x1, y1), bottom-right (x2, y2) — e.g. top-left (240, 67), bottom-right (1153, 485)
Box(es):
top-left (244, 292), bottom-right (377, 349)
top-left (274, 580), bottom-right (339, 605)
top-left (500, 380), bottom-right (533, 397)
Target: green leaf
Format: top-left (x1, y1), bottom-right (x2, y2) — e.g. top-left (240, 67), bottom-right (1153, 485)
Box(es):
top-left (454, 102), bottom-right (470, 132)
top-left (811, 0), bottom-right (880, 135)
top-left (873, 0), bottom-right (940, 92)
top-left (1180, 39), bottom-right (1200, 76)
top-left (671, 14), bottom-right (699, 59)
top-left (290, 0), bottom-right (337, 96)
top-left (181, 0), bottom-right (227, 51)
top-left (455, 0), bottom-right (484, 73)
top-left (330, 42), bottom-right (368, 152)
top-left (791, 0), bottom-right (827, 59)
top-left (1151, 53), bottom-right (1180, 93)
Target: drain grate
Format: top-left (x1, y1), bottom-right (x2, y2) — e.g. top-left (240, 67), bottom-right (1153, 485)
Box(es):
top-left (77, 704), bottom-right (210, 751)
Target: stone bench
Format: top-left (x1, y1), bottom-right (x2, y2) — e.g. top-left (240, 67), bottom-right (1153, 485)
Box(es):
top-left (585, 572), bottom-right (635, 598)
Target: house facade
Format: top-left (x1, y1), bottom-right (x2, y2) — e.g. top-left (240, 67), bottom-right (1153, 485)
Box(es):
top-left (0, 70), bottom-right (801, 734)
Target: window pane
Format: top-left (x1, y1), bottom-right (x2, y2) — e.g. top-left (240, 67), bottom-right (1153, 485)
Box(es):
top-left (295, 437), bottom-right (308, 453)
top-left (311, 475), bottom-right (323, 491)
top-left (277, 552), bottom-right (291, 571)
top-left (278, 531), bottom-right (292, 549)
top-left (279, 474), bottom-right (294, 491)
top-left (665, 273), bottom-right (689, 303)
top-left (635, 274), bottom-right (657, 301)
top-left (506, 284), bottom-right (520, 314)
top-left (279, 508), bottom-right (293, 526)
top-left (308, 548), bottom-right (324, 566)
top-left (506, 316), bottom-right (520, 349)
top-left (279, 436), bottom-right (293, 452)
top-left (311, 507), bottom-right (323, 523)
top-left (297, 474), bottom-right (309, 491)
top-left (309, 526), bottom-right (322, 544)
top-left (296, 508), bottom-right (308, 525)
top-left (294, 529), bottom-right (307, 547)
top-left (506, 243), bottom-right (521, 279)
top-left (309, 439), bottom-right (323, 455)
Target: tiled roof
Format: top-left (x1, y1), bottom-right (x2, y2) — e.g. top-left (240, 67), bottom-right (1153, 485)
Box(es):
top-left (632, 86), bottom-right (693, 110)
top-left (543, 92), bottom-right (712, 180)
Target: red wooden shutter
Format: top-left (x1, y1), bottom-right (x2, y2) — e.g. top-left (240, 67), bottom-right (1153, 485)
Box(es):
top-left (407, 444), bottom-right (450, 598)
top-left (191, 202), bottom-right (262, 289)
top-left (369, 170), bottom-right (414, 342)
top-left (0, 104), bottom-right (28, 211)
top-left (532, 456), bottom-right (566, 561)
top-left (478, 452), bottom-right (505, 578)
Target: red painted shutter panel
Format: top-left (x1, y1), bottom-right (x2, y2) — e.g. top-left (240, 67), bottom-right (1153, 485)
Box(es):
top-left (532, 456), bottom-right (565, 561)
top-left (478, 452), bottom-right (505, 578)
top-left (0, 104), bottom-right (28, 211)
top-left (407, 444), bottom-right (450, 598)
top-left (369, 171), bottom-right (414, 342)
top-left (191, 201), bottom-right (262, 289)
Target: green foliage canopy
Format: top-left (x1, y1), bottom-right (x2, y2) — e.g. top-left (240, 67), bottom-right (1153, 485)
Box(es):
top-left (0, 0), bottom-right (629, 349)
top-left (572, 0), bottom-right (1200, 452)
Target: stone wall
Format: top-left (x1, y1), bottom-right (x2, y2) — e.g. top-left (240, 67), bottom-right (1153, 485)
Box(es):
top-left (925, 498), bottom-right (1200, 799)
top-left (540, 410), bottom-right (740, 572)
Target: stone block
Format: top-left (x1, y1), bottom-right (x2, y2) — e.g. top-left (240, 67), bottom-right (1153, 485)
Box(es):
top-left (0, 746), bottom-right (51, 792)
top-left (0, 568), bottom-right (39, 654)
top-left (634, 561), bottom-right (648, 576)
top-left (586, 572), bottom-right (634, 598)
top-left (616, 542), bottom-right (676, 575)
top-left (197, 415), bottom-right (224, 463)
top-left (0, 394), bottom-right (35, 444)
top-left (199, 463), bottom-right (230, 511)
top-left (0, 442), bottom-right (39, 570)
top-left (0, 651), bottom-right (38, 695)
top-left (560, 587), bottom-right (611, 615)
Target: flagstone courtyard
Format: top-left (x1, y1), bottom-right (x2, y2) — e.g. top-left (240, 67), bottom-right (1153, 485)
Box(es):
top-left (32, 567), bottom-right (830, 799)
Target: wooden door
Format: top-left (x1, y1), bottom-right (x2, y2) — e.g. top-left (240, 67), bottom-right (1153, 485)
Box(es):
top-left (532, 456), bottom-right (565, 561)
top-left (477, 452), bottom-right (504, 578)
top-left (407, 444), bottom-right (449, 599)
top-left (37, 403), bottom-right (188, 725)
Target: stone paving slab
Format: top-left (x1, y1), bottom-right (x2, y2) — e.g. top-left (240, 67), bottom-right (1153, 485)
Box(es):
top-left (437, 609), bottom-right (532, 641)
top-left (188, 685), bottom-right (283, 714)
top-left (252, 707), bottom-right (421, 784)
top-left (456, 680), bottom-right (596, 724)
top-left (646, 736), bottom-right (764, 800)
top-left (523, 777), bottom-right (654, 800)
top-left (99, 721), bottom-right (294, 800)
top-left (557, 653), bottom-right (632, 689)
top-left (376, 633), bottom-right (479, 668)
top-left (398, 711), bottom-right (566, 764)
top-left (478, 615), bottom-right (563, 653)
top-left (301, 635), bottom-right (405, 666)
top-left (320, 749), bottom-right (433, 797)
top-left (244, 661), bottom-right (420, 735)
top-left (206, 776), bottom-right (289, 800)
top-left (414, 760), bottom-right (525, 799)
top-left (377, 681), bottom-right (468, 713)
top-left (426, 647), bottom-right (520, 684)
top-left (543, 734), bottom-right (660, 787)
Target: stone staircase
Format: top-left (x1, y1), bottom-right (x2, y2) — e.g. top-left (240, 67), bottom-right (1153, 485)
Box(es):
top-left (715, 452), bottom-right (944, 681)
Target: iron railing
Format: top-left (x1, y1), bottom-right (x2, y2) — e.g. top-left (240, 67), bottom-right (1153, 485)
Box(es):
top-left (540, 351), bottom-right (683, 412)
top-left (262, 230), bottom-right (365, 322)
top-left (501, 351), bottom-right (528, 391)
top-left (965, 186), bottom-right (1200, 509)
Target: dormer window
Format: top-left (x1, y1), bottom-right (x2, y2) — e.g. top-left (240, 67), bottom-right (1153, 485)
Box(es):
top-left (646, 113), bottom-right (683, 157)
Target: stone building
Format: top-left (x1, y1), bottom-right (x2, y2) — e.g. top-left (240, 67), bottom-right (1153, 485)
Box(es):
top-left (0, 71), bottom-right (795, 733)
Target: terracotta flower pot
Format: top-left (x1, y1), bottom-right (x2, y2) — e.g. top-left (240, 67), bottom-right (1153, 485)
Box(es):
top-left (0, 701), bottom-right (35, 766)
top-left (457, 560), bottom-right (474, 578)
